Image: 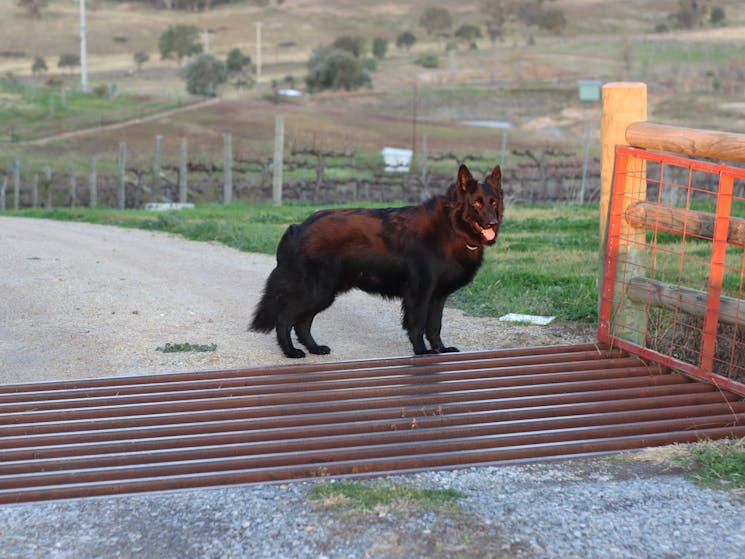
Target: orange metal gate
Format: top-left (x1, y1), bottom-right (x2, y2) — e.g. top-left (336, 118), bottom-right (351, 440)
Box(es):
top-left (599, 145), bottom-right (745, 396)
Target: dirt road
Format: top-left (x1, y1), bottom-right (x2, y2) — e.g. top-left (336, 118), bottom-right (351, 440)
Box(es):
top-left (0, 217), bottom-right (595, 384)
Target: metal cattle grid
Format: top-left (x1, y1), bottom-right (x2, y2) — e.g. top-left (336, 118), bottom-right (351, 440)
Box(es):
top-left (2, 342), bottom-right (745, 504)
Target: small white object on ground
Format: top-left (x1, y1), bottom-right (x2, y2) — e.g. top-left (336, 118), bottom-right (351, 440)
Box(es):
top-left (499, 313), bottom-right (556, 325)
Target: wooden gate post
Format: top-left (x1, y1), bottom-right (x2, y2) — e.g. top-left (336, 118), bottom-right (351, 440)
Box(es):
top-left (600, 82), bottom-right (648, 343)
top-left (600, 82), bottom-right (647, 245)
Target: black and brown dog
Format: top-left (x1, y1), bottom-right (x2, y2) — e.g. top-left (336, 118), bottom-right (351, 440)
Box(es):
top-left (251, 163), bottom-right (504, 358)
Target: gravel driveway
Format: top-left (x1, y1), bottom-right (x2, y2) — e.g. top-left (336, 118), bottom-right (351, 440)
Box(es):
top-left (1, 216), bottom-right (744, 559)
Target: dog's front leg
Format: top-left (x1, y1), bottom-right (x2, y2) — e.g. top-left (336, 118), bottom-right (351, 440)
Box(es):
top-left (402, 262), bottom-right (436, 355)
top-left (425, 295), bottom-right (459, 353)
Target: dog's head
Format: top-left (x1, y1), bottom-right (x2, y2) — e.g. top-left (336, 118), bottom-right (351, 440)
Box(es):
top-left (450, 163), bottom-right (504, 247)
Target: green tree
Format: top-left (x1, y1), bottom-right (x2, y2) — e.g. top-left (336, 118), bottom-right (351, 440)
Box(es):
top-left (671, 0), bottom-right (709, 28)
top-left (226, 48), bottom-right (252, 75)
top-left (133, 50), bottom-right (149, 72)
top-left (419, 7), bottom-right (453, 37)
top-left (396, 30), bottom-right (417, 51)
top-left (539, 9), bottom-right (567, 34)
top-left (454, 24), bottom-right (482, 43)
top-left (372, 37), bottom-right (388, 60)
top-left (57, 53), bottom-right (80, 75)
top-left (183, 54), bottom-right (227, 96)
top-left (159, 24), bottom-right (202, 66)
top-left (305, 46), bottom-right (371, 93)
top-left (332, 35), bottom-right (366, 58)
top-left (31, 56), bottom-right (47, 75)
top-left (710, 6), bottom-right (726, 25)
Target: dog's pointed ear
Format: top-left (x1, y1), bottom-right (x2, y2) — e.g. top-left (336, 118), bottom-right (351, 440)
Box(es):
top-left (457, 164), bottom-right (475, 192)
top-left (487, 165), bottom-right (502, 188)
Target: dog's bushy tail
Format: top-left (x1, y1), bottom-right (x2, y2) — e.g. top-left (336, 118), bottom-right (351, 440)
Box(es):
top-left (250, 268), bottom-right (281, 332)
top-left (250, 224), bottom-right (301, 332)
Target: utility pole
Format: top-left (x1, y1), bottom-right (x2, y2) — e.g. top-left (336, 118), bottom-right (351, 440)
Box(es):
top-left (79, 0), bottom-right (88, 92)
top-left (411, 79), bottom-right (418, 159)
top-left (256, 22), bottom-right (262, 79)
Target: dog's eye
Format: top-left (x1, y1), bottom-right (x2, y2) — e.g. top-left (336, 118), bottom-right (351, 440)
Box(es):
top-left (472, 200), bottom-right (483, 209)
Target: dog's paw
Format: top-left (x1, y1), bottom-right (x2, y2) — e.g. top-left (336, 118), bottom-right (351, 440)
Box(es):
top-left (284, 348), bottom-right (306, 358)
top-left (309, 345), bottom-right (331, 355)
top-left (439, 346), bottom-right (460, 353)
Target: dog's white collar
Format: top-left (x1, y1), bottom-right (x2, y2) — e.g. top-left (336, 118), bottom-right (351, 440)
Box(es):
top-left (466, 243), bottom-right (480, 251)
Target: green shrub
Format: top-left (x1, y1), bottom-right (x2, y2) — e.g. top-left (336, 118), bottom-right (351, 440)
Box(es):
top-left (415, 52), bottom-right (439, 68)
top-left (92, 84), bottom-right (109, 98)
top-left (183, 54), bottom-right (227, 97)
top-left (305, 47), bottom-right (372, 92)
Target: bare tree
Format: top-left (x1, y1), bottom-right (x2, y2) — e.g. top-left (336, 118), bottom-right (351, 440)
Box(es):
top-left (17, 0), bottom-right (48, 18)
top-left (480, 0), bottom-right (508, 43)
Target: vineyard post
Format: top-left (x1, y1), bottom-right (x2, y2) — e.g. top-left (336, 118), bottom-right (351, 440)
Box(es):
top-left (273, 115), bottom-right (284, 206)
top-left (13, 159), bottom-right (20, 210)
top-left (153, 135), bottom-right (162, 202)
top-left (117, 142), bottom-right (126, 209)
top-left (32, 173), bottom-right (38, 208)
top-left (179, 137), bottom-right (188, 203)
top-left (89, 156), bottom-right (97, 208)
top-left (223, 131), bottom-right (233, 204)
top-left (44, 166), bottom-right (52, 208)
top-left (580, 120), bottom-right (592, 204)
top-left (69, 165), bottom-right (77, 207)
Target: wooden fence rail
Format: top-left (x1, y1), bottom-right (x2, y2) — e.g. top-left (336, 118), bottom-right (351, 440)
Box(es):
top-left (625, 201), bottom-right (745, 248)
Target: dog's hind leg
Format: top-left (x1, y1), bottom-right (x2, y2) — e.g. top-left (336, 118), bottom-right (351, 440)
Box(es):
top-left (425, 296), bottom-right (459, 353)
top-left (275, 315), bottom-right (305, 359)
top-left (294, 312), bottom-right (331, 355)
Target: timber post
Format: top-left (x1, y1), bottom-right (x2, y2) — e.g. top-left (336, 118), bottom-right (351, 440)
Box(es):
top-left (600, 82), bottom-right (648, 343)
top-left (600, 82), bottom-right (647, 246)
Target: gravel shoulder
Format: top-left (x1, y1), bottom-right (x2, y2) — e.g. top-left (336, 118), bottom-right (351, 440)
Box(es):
top-left (1, 217), bottom-right (744, 559)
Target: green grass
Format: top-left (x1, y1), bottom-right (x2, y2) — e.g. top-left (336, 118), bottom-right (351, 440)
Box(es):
top-left (307, 480), bottom-right (465, 512)
top-left (683, 440), bottom-right (745, 492)
top-left (3, 202), bottom-right (603, 324)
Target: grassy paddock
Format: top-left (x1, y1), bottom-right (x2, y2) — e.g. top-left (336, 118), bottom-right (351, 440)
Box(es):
top-left (4, 202), bottom-right (602, 324)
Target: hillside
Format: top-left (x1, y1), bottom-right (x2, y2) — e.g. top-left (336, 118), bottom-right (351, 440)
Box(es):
top-left (2, 0), bottom-right (745, 181)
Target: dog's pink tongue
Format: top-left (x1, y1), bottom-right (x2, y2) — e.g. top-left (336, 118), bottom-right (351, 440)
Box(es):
top-left (482, 228), bottom-right (496, 241)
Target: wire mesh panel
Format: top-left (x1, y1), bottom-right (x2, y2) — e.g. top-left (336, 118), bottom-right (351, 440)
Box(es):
top-left (599, 145), bottom-right (745, 395)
